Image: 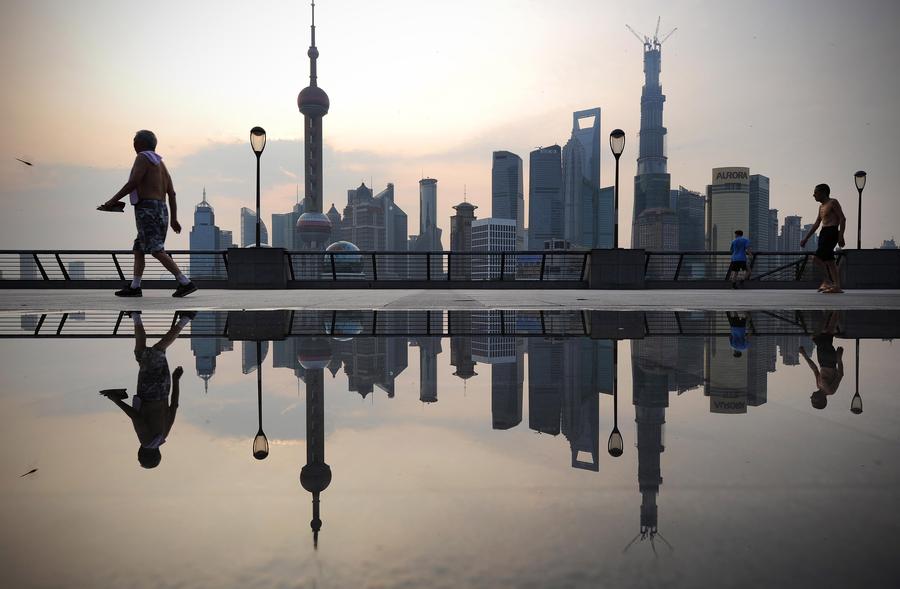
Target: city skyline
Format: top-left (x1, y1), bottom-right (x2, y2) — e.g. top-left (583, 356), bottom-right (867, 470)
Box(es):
top-left (2, 0), bottom-right (899, 251)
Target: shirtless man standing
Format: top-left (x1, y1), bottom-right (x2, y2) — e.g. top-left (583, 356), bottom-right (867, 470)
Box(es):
top-left (800, 183), bottom-right (846, 293)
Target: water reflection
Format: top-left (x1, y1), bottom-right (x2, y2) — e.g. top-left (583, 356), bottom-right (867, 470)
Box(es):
top-left (2, 308), bottom-right (898, 583)
top-left (99, 311), bottom-right (194, 468)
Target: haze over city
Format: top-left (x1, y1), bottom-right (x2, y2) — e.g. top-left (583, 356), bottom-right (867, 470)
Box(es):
top-left (2, 0), bottom-right (899, 249)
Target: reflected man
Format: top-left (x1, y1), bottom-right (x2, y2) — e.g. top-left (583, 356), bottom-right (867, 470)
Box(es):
top-left (727, 311), bottom-right (749, 358)
top-left (100, 311), bottom-right (194, 468)
top-left (800, 312), bottom-right (844, 409)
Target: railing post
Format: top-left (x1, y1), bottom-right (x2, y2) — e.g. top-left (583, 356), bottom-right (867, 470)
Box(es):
top-left (32, 253), bottom-right (49, 281)
top-left (55, 254), bottom-right (70, 280)
top-left (673, 253), bottom-right (684, 281)
top-left (796, 254), bottom-right (808, 281)
top-left (287, 252), bottom-right (295, 281)
top-left (499, 253), bottom-right (505, 281)
top-left (426, 253), bottom-right (431, 281)
top-left (34, 314), bottom-right (46, 335)
top-left (330, 253), bottom-right (337, 281)
top-left (112, 253), bottom-right (125, 280)
top-left (56, 313), bottom-right (68, 335)
top-left (446, 252), bottom-right (452, 281)
top-left (113, 311), bottom-right (124, 335)
top-left (372, 253), bottom-right (378, 281)
top-left (539, 253), bottom-right (546, 281)
top-left (580, 253), bottom-right (589, 282)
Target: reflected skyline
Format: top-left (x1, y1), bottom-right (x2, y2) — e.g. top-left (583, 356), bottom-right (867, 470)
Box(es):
top-left (1, 308), bottom-right (898, 587)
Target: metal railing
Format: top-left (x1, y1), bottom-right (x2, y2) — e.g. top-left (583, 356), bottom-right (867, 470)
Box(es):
top-left (286, 250), bottom-right (589, 283)
top-left (0, 248), bottom-right (851, 288)
top-left (643, 251), bottom-right (843, 282)
top-left (0, 309), bottom-right (850, 339)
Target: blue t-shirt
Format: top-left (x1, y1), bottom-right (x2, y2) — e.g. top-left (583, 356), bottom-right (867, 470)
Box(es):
top-left (730, 327), bottom-right (749, 351)
top-left (731, 236), bottom-right (750, 262)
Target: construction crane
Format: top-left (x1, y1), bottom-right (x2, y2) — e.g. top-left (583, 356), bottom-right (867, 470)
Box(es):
top-left (626, 17), bottom-right (677, 49)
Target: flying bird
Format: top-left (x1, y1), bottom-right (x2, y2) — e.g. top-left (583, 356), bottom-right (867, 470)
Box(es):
top-left (19, 468), bottom-right (38, 477)
top-left (15, 158), bottom-right (33, 166)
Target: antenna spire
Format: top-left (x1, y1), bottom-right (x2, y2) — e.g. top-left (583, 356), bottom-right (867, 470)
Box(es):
top-left (308, 1), bottom-right (319, 87)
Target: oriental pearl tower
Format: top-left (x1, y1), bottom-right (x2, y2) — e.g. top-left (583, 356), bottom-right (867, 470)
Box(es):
top-left (295, 0), bottom-right (333, 257)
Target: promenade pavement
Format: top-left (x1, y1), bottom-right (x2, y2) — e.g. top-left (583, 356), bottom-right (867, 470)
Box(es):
top-left (2, 289), bottom-right (899, 312)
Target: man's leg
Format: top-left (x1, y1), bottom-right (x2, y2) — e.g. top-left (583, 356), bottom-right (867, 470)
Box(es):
top-left (133, 252), bottom-right (145, 282)
top-left (152, 250), bottom-right (192, 286)
top-left (824, 260), bottom-right (842, 293)
top-left (812, 257), bottom-right (831, 290)
top-left (131, 311), bottom-right (147, 352)
top-left (153, 311), bottom-right (194, 351)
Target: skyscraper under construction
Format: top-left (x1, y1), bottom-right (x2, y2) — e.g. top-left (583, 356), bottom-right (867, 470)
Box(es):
top-left (630, 21), bottom-right (676, 248)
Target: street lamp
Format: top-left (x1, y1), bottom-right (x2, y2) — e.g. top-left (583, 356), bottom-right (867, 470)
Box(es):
top-left (854, 171), bottom-right (866, 249)
top-left (607, 340), bottom-right (624, 457)
top-left (250, 126), bottom-right (267, 248)
top-left (610, 129), bottom-right (626, 249)
top-left (253, 340), bottom-right (270, 459)
top-left (850, 338), bottom-right (863, 415)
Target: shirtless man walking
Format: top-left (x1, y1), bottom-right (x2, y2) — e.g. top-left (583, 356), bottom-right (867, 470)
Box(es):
top-left (800, 183), bottom-right (846, 293)
top-left (98, 130), bottom-right (197, 298)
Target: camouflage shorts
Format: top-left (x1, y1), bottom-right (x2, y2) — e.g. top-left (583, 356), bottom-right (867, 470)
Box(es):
top-left (132, 200), bottom-right (169, 254)
top-left (134, 347), bottom-right (171, 401)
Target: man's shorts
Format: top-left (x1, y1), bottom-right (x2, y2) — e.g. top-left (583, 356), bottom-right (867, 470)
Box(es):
top-left (813, 334), bottom-right (837, 369)
top-left (816, 226), bottom-right (839, 261)
top-left (728, 261), bottom-right (748, 273)
top-left (133, 200), bottom-right (169, 254)
top-left (134, 347), bottom-right (171, 401)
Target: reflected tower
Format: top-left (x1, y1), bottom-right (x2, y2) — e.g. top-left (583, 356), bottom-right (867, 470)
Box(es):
top-left (298, 334), bottom-right (333, 549)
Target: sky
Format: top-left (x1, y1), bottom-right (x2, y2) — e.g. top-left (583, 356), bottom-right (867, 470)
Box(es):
top-left (1, 0), bottom-right (899, 249)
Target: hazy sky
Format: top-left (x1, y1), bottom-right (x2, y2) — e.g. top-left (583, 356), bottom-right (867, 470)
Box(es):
top-left (1, 0), bottom-right (899, 249)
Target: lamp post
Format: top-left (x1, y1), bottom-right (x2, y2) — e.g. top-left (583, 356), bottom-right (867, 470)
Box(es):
top-left (253, 340), bottom-right (269, 459)
top-left (609, 130), bottom-right (626, 249)
top-left (851, 338), bottom-right (863, 415)
top-left (854, 171), bottom-right (866, 249)
top-left (250, 127), bottom-right (267, 248)
top-left (608, 341), bottom-right (624, 457)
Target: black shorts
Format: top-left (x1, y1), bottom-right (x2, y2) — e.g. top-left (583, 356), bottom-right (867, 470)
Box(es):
top-left (816, 226), bottom-right (839, 261)
top-left (728, 261), bottom-right (748, 272)
top-left (813, 335), bottom-right (837, 369)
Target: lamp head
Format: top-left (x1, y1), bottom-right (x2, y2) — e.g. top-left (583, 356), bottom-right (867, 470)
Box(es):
top-left (607, 428), bottom-right (624, 457)
top-left (250, 126), bottom-right (267, 155)
top-left (854, 170), bottom-right (866, 192)
top-left (609, 129), bottom-right (626, 157)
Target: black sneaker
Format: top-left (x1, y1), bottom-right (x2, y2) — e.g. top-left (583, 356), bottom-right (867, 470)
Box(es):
top-left (172, 282), bottom-right (198, 298)
top-left (115, 285), bottom-right (142, 297)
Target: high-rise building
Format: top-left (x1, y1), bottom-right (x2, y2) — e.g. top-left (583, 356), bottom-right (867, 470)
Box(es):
top-left (272, 198), bottom-right (305, 250)
top-left (781, 215), bottom-right (802, 251)
top-left (634, 208), bottom-right (678, 251)
top-left (706, 167), bottom-right (750, 251)
top-left (670, 186), bottom-right (705, 251)
top-left (563, 108), bottom-right (604, 248)
top-left (768, 209), bottom-right (779, 251)
top-left (240, 207), bottom-right (269, 248)
top-left (801, 223), bottom-right (818, 252)
top-left (631, 37), bottom-right (672, 248)
top-left (471, 217), bottom-right (516, 279)
top-left (492, 151), bottom-right (525, 250)
top-left (67, 261), bottom-right (85, 280)
top-left (410, 178), bottom-right (443, 251)
top-left (749, 174), bottom-right (770, 251)
top-left (190, 312), bottom-right (232, 392)
top-left (190, 189), bottom-right (230, 277)
top-left (528, 145), bottom-right (563, 250)
top-left (340, 182), bottom-right (407, 253)
top-left (19, 253), bottom-right (38, 280)
top-left (450, 201), bottom-right (477, 280)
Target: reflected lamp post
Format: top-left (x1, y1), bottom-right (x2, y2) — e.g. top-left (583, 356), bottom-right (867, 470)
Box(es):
top-left (854, 171), bottom-right (866, 249)
top-left (250, 127), bottom-right (267, 248)
top-left (253, 340), bottom-right (269, 459)
top-left (609, 129), bottom-right (626, 249)
top-left (851, 338), bottom-right (863, 415)
top-left (608, 340), bottom-right (624, 457)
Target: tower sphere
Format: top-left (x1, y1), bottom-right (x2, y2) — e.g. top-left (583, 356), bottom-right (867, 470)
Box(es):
top-left (298, 86), bottom-right (330, 117)
top-left (300, 462), bottom-right (332, 493)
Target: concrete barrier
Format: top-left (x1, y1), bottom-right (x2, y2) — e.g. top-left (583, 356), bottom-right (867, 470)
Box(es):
top-left (589, 249), bottom-right (645, 289)
top-left (227, 247), bottom-right (288, 289)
